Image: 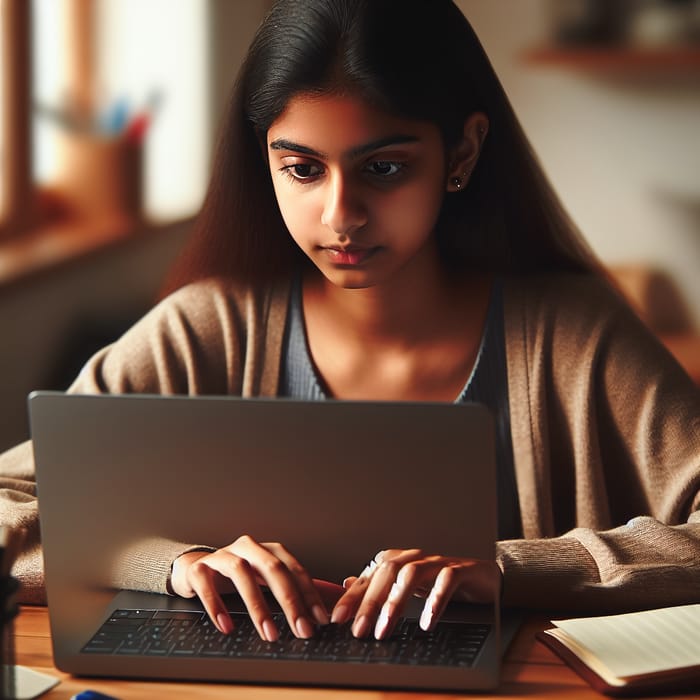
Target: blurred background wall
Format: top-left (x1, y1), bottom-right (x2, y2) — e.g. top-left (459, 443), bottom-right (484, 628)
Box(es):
top-left (458, 0), bottom-right (700, 328)
top-left (0, 0), bottom-right (698, 452)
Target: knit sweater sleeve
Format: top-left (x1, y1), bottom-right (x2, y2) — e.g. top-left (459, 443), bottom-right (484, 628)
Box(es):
top-left (499, 274), bottom-right (700, 613)
top-left (0, 277), bottom-right (287, 603)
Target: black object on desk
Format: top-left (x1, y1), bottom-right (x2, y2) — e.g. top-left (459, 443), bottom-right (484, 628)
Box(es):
top-left (1, 573), bottom-right (20, 697)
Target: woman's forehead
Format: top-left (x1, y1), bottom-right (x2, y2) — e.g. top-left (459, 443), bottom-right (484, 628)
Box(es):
top-left (267, 92), bottom-right (440, 157)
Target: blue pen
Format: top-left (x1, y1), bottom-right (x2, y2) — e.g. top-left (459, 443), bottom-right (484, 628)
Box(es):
top-left (70, 691), bottom-right (121, 700)
top-left (100, 97), bottom-right (130, 135)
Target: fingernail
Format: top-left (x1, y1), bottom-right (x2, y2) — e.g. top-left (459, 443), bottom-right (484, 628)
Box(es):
top-left (352, 614), bottom-right (370, 639)
top-left (419, 603), bottom-right (433, 631)
top-left (374, 606), bottom-right (390, 640)
top-left (358, 565), bottom-right (373, 580)
top-left (262, 618), bottom-right (279, 642)
top-left (295, 616), bottom-right (315, 639)
top-left (216, 613), bottom-right (232, 635)
top-left (331, 604), bottom-right (349, 624)
top-left (312, 604), bottom-right (329, 626)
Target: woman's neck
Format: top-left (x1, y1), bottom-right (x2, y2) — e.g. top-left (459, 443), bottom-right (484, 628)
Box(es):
top-left (300, 252), bottom-right (493, 402)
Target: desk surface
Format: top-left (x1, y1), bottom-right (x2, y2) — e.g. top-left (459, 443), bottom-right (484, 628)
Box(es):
top-left (10, 606), bottom-right (698, 699)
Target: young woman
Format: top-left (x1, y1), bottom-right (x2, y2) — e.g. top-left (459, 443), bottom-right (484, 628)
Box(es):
top-left (1, 0), bottom-right (698, 645)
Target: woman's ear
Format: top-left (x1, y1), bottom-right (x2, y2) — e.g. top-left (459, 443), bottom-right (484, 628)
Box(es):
top-left (446, 113), bottom-right (489, 193)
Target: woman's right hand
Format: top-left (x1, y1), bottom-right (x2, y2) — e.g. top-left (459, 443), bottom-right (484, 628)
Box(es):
top-left (169, 535), bottom-right (330, 641)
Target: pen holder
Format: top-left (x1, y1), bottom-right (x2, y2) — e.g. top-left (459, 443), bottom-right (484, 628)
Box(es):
top-left (53, 132), bottom-right (144, 224)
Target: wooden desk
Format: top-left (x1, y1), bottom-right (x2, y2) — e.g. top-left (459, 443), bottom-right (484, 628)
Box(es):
top-left (10, 606), bottom-right (698, 699)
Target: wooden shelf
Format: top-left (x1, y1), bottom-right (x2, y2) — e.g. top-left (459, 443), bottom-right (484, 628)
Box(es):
top-left (522, 45), bottom-right (700, 73)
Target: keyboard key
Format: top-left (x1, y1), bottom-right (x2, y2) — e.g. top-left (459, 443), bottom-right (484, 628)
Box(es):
top-left (116, 640), bottom-right (146, 655)
top-left (145, 640), bottom-right (172, 655)
top-left (82, 639), bottom-right (120, 654)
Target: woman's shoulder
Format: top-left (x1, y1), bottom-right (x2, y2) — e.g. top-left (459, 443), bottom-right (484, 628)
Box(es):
top-left (502, 271), bottom-right (631, 330)
top-left (155, 275), bottom-right (293, 323)
top-left (503, 271), bottom-right (620, 310)
top-left (70, 275), bottom-right (295, 396)
top-left (501, 270), bottom-right (657, 359)
top-left (161, 275), bottom-right (277, 305)
top-left (97, 274), bottom-right (293, 367)
top-left (500, 271), bottom-right (692, 383)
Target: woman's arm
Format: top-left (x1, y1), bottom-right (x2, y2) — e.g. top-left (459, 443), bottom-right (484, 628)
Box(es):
top-left (498, 510), bottom-right (700, 612)
top-left (502, 273), bottom-right (700, 613)
top-left (0, 441), bottom-right (45, 603)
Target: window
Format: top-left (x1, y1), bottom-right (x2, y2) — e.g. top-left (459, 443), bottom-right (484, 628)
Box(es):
top-left (1, 0), bottom-right (209, 240)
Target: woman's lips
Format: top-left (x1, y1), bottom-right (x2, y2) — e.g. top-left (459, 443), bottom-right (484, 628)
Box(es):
top-left (322, 246), bottom-right (380, 265)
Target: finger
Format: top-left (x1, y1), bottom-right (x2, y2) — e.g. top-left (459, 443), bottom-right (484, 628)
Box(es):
top-left (420, 565), bottom-right (463, 632)
top-left (350, 555), bottom-right (412, 638)
top-left (189, 551), bottom-right (278, 641)
top-left (231, 537), bottom-right (316, 639)
top-left (374, 559), bottom-right (445, 640)
top-left (352, 550), bottom-right (434, 638)
top-left (419, 560), bottom-right (501, 632)
top-left (340, 557), bottom-right (378, 591)
top-left (332, 554), bottom-right (384, 623)
top-left (263, 543), bottom-right (330, 626)
top-left (185, 556), bottom-right (232, 635)
top-left (341, 549), bottom-right (386, 588)
top-left (333, 550), bottom-right (424, 629)
top-left (312, 578), bottom-right (345, 609)
top-left (331, 574), bottom-right (372, 624)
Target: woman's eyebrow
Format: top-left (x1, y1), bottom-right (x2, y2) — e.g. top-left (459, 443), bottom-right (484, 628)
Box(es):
top-left (269, 139), bottom-right (323, 157)
top-left (350, 135), bottom-right (419, 158)
top-left (269, 134), bottom-right (420, 159)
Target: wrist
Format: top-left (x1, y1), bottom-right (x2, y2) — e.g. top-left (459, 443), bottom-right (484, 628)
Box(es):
top-left (168, 548), bottom-right (214, 597)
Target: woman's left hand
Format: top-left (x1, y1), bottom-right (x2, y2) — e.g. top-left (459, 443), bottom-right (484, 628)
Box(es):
top-left (331, 549), bottom-right (502, 640)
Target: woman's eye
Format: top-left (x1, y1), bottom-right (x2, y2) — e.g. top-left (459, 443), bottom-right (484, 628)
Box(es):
top-left (367, 161), bottom-right (403, 177)
top-left (283, 163), bottom-right (323, 181)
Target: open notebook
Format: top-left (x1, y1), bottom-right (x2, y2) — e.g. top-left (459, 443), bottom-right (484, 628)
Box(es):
top-left (30, 392), bottom-right (503, 692)
top-left (539, 604), bottom-right (700, 696)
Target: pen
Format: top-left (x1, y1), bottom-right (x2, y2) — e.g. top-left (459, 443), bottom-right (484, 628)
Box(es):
top-left (124, 113), bottom-right (150, 145)
top-left (100, 98), bottom-right (130, 135)
top-left (70, 690), bottom-right (121, 700)
top-left (124, 89), bottom-right (163, 144)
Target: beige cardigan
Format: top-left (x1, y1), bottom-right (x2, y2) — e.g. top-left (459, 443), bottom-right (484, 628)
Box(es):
top-left (2, 273), bottom-right (699, 611)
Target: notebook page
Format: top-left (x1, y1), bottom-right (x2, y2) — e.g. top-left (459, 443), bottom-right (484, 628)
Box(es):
top-left (551, 604), bottom-right (700, 679)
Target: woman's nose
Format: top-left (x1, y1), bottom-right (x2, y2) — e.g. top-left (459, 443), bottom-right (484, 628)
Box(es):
top-left (321, 174), bottom-right (368, 236)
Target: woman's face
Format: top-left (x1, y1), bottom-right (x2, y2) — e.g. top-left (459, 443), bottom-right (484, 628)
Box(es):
top-left (267, 93), bottom-right (449, 289)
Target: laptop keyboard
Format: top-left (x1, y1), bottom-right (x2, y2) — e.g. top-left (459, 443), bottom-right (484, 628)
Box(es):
top-left (82, 609), bottom-right (491, 667)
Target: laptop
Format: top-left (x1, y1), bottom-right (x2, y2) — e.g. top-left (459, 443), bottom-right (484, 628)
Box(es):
top-left (29, 391), bottom-right (503, 691)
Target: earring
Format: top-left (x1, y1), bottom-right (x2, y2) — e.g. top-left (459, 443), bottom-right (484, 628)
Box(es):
top-left (451, 177), bottom-right (462, 190)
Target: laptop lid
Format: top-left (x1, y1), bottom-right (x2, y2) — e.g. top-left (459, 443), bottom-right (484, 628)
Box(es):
top-left (30, 391), bottom-right (499, 691)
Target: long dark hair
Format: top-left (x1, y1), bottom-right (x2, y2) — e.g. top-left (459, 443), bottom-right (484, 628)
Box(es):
top-left (162, 0), bottom-right (602, 295)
